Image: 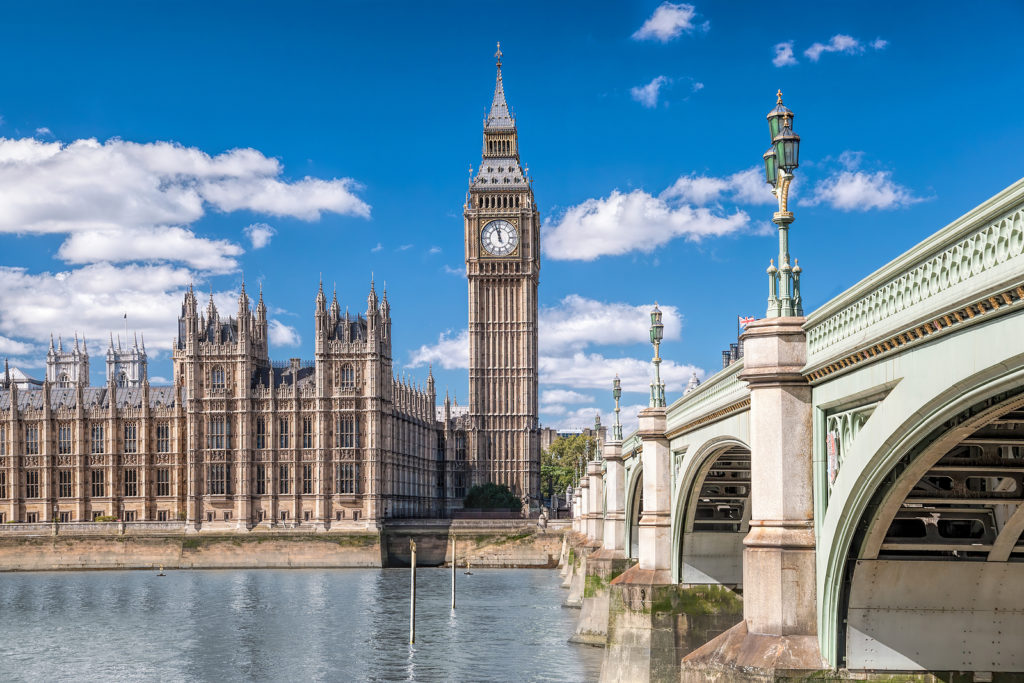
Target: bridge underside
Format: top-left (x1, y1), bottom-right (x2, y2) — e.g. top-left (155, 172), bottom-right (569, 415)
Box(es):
top-left (843, 396), bottom-right (1024, 671)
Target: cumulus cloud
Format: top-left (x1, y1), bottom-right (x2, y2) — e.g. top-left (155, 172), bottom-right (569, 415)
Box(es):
top-left (244, 222), bottom-right (276, 249)
top-left (543, 187), bottom-right (749, 261)
top-left (371, 243), bottom-right (383, 252)
top-left (870, 38), bottom-right (888, 50)
top-left (58, 226), bottom-right (244, 272)
top-left (539, 352), bottom-right (702, 394)
top-left (408, 329), bottom-right (469, 370)
top-left (802, 170), bottom-right (923, 211)
top-left (428, 246), bottom-right (441, 255)
top-left (632, 3), bottom-right (707, 42)
top-left (34, 127), bottom-right (52, 137)
top-left (0, 264), bottom-right (198, 351)
top-left (773, 41), bottom-right (797, 67)
top-left (0, 335), bottom-right (36, 356)
top-left (541, 389), bottom-right (594, 405)
top-left (541, 295), bottom-right (682, 354)
top-left (630, 76), bottom-right (669, 108)
top-left (442, 265), bottom-right (465, 277)
top-left (268, 319), bottom-right (301, 347)
top-left (804, 34), bottom-right (863, 61)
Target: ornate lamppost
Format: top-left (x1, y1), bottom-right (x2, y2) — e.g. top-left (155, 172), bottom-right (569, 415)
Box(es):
top-left (649, 304), bottom-right (666, 407)
top-left (592, 414), bottom-right (603, 461)
top-left (612, 375), bottom-right (623, 441)
top-left (762, 90), bottom-right (803, 318)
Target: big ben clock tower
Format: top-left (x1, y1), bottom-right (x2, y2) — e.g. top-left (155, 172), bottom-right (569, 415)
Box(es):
top-left (465, 44), bottom-right (540, 502)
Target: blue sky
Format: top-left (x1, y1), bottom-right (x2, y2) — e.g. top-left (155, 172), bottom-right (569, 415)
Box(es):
top-left (0, 1), bottom-right (1022, 433)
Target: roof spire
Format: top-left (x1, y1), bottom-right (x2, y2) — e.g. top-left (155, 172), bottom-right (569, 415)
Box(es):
top-left (486, 42), bottom-right (514, 130)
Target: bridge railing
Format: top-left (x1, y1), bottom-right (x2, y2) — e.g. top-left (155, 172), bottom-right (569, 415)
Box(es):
top-left (804, 178), bottom-right (1024, 376)
top-left (665, 359), bottom-right (748, 436)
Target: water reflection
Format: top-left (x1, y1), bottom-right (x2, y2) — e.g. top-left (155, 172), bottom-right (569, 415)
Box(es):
top-left (0, 568), bottom-right (601, 682)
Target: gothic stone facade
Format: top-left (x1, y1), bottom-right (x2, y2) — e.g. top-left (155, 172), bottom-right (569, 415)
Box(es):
top-left (465, 48), bottom-right (541, 500)
top-left (0, 282), bottom-right (469, 527)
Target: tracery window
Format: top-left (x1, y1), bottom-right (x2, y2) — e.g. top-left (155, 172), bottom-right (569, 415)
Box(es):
top-left (279, 419), bottom-right (290, 449)
top-left (207, 418), bottom-right (227, 450)
top-left (124, 469), bottom-right (138, 497)
top-left (0, 425), bottom-right (5, 455)
top-left (336, 463), bottom-right (358, 495)
top-left (336, 416), bottom-right (359, 448)
top-left (302, 464), bottom-right (313, 495)
top-left (58, 424), bottom-right (72, 455)
top-left (256, 417), bottom-right (267, 450)
top-left (0, 471), bottom-right (6, 498)
top-left (117, 372), bottom-right (129, 388)
top-left (58, 470), bottom-right (72, 498)
top-left (279, 464), bottom-right (291, 495)
top-left (124, 422), bottom-right (138, 454)
top-left (25, 426), bottom-right (39, 455)
top-left (91, 424), bottom-right (105, 454)
top-left (58, 373), bottom-right (71, 388)
top-left (211, 367), bottom-right (225, 389)
top-left (156, 468), bottom-right (170, 497)
top-left (302, 417), bottom-right (313, 449)
top-left (91, 470), bottom-right (105, 497)
top-left (207, 463), bottom-right (231, 496)
top-left (255, 464), bottom-right (267, 495)
top-left (340, 364), bottom-right (355, 389)
top-left (156, 422), bottom-right (170, 453)
top-left (25, 470), bottom-right (40, 498)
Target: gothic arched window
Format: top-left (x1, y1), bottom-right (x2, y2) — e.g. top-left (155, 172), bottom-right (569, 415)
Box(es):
top-left (117, 372), bottom-right (129, 388)
top-left (57, 373), bottom-right (71, 388)
top-left (211, 367), bottom-right (225, 390)
top-left (340, 364), bottom-right (355, 389)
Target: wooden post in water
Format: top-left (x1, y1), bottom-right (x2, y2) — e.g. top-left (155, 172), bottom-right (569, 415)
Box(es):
top-left (451, 534), bottom-right (456, 609)
top-left (409, 538), bottom-right (417, 644)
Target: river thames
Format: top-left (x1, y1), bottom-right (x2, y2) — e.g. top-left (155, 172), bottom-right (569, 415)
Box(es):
top-left (0, 567), bottom-right (602, 682)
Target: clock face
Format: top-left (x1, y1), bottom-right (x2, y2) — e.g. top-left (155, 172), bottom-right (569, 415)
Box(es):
top-left (481, 219), bottom-right (519, 257)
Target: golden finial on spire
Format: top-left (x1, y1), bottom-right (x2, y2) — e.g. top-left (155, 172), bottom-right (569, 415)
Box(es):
top-left (776, 89), bottom-right (783, 104)
top-left (495, 42), bottom-right (502, 68)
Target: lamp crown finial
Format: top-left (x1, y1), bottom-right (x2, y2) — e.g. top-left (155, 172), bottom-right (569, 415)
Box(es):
top-left (777, 89), bottom-right (783, 104)
top-left (495, 42), bottom-right (502, 68)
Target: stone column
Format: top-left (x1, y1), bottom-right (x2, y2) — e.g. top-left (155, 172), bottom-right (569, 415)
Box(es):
top-left (681, 317), bottom-right (824, 677)
top-left (572, 487), bottom-right (581, 532)
top-left (637, 407), bottom-right (670, 572)
top-left (578, 476), bottom-right (589, 538)
top-left (587, 459), bottom-right (604, 544)
top-left (602, 440), bottom-right (625, 555)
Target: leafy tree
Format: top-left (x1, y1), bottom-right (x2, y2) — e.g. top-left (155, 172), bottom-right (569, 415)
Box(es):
top-left (463, 482), bottom-right (521, 510)
top-left (541, 434), bottom-right (597, 501)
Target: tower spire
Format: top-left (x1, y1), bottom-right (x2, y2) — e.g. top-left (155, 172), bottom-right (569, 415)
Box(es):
top-left (486, 42), bottom-right (514, 130)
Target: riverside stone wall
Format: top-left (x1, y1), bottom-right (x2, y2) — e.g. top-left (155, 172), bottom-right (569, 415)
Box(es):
top-left (0, 521), bottom-right (565, 571)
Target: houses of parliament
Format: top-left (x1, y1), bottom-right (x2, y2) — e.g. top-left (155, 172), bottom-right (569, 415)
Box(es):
top-left (0, 48), bottom-right (541, 528)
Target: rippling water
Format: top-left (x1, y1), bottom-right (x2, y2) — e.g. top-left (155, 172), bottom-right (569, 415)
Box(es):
top-left (0, 568), bottom-right (602, 682)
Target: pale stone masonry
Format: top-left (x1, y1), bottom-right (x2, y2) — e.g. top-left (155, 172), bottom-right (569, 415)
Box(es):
top-left (0, 282), bottom-right (469, 528)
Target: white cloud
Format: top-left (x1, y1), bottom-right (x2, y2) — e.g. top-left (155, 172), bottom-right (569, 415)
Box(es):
top-left (870, 38), bottom-right (888, 50)
top-left (58, 226), bottom-right (243, 272)
top-left (35, 127), bottom-right (52, 137)
top-left (442, 265), bottom-right (465, 277)
top-left (0, 137), bottom-right (369, 238)
top-left (428, 246), bottom-right (441, 254)
top-left (0, 263), bottom-right (200, 352)
top-left (543, 188), bottom-right (749, 261)
top-left (691, 81), bottom-right (704, 92)
top-left (408, 329), bottom-right (468, 370)
top-left (802, 170), bottom-right (924, 211)
top-left (371, 243), bottom-right (383, 252)
top-left (542, 404), bottom-right (568, 416)
top-left (539, 352), bottom-right (703, 394)
top-left (244, 222), bottom-right (276, 249)
top-left (541, 389), bottom-right (594, 405)
top-left (773, 41), bottom-right (797, 67)
top-left (630, 76), bottom-right (669, 108)
top-left (804, 34), bottom-right (863, 61)
top-left (398, 244), bottom-right (413, 251)
top-left (632, 3), bottom-right (706, 42)
top-left (0, 335), bottom-right (36, 356)
top-left (541, 295), bottom-right (682, 354)
top-left (149, 376), bottom-right (170, 384)
top-left (268, 319), bottom-right (301, 347)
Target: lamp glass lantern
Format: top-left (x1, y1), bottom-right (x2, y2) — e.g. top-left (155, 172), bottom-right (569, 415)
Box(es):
top-left (613, 376), bottom-right (621, 401)
top-left (763, 147), bottom-right (778, 187)
top-left (649, 306), bottom-right (664, 345)
top-left (774, 116), bottom-right (800, 172)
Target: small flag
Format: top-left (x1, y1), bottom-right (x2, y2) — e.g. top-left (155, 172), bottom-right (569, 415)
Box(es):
top-left (123, 313), bottom-right (127, 320)
top-left (738, 316), bottom-right (755, 328)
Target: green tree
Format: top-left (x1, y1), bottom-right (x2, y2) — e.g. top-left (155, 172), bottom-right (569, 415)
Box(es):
top-left (463, 482), bottom-right (521, 510)
top-left (541, 433), bottom-right (597, 501)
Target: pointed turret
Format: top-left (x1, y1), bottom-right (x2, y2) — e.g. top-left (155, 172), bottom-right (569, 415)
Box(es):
top-left (485, 42), bottom-right (514, 131)
top-left (330, 286), bottom-right (340, 319)
top-left (367, 277), bottom-right (378, 312)
top-left (316, 278), bottom-right (327, 312)
top-left (685, 372), bottom-right (701, 395)
top-left (206, 287), bottom-right (218, 323)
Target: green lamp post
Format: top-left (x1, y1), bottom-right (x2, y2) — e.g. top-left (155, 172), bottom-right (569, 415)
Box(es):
top-left (612, 375), bottom-right (623, 441)
top-left (763, 90), bottom-right (803, 318)
top-left (649, 304), bottom-right (666, 408)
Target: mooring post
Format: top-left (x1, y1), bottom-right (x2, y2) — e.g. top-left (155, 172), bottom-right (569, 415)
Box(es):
top-left (410, 538), bottom-right (417, 644)
top-left (451, 534), bottom-right (456, 609)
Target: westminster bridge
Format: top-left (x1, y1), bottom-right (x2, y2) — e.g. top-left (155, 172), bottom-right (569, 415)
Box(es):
top-left (567, 177), bottom-right (1024, 678)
